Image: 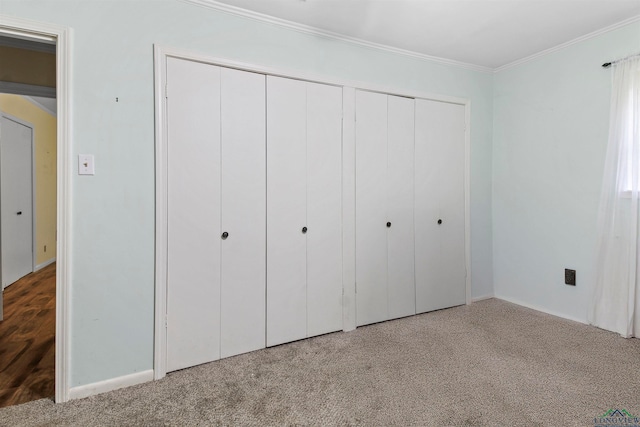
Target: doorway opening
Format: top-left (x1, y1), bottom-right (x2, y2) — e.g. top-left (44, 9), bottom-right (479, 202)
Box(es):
top-left (0, 15), bottom-right (71, 405)
top-left (0, 35), bottom-right (57, 407)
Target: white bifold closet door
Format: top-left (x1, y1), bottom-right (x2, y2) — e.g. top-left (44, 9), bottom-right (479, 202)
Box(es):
top-left (355, 90), bottom-right (415, 327)
top-left (387, 95), bottom-right (416, 320)
top-left (219, 67), bottom-right (267, 358)
top-left (414, 99), bottom-right (466, 313)
top-left (166, 58), bottom-right (221, 372)
top-left (166, 58), bottom-right (266, 372)
top-left (267, 76), bottom-right (343, 347)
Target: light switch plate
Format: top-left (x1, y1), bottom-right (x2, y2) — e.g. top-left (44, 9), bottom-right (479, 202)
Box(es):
top-left (78, 154), bottom-right (95, 175)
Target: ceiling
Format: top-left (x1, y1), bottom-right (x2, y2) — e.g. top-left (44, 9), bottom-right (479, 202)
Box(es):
top-left (210, 0), bottom-right (640, 70)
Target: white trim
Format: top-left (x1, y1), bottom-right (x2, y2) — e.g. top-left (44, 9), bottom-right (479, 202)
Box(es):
top-left (153, 44), bottom-right (168, 380)
top-left (179, 0), bottom-right (492, 74)
top-left (464, 102), bottom-right (472, 305)
top-left (495, 15), bottom-right (640, 73)
top-left (30, 119), bottom-right (36, 274)
top-left (68, 370), bottom-right (154, 401)
top-left (0, 26), bottom-right (54, 43)
top-left (180, 0), bottom-right (640, 74)
top-left (0, 14), bottom-right (73, 404)
top-left (0, 34), bottom-right (55, 52)
top-left (154, 46), bottom-right (473, 379)
top-left (23, 96), bottom-right (56, 117)
top-left (35, 256), bottom-right (56, 271)
top-left (471, 294), bottom-right (494, 303)
top-left (495, 296), bottom-right (586, 325)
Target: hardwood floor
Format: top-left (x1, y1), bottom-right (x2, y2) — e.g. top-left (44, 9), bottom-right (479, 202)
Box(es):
top-left (0, 263), bottom-right (55, 408)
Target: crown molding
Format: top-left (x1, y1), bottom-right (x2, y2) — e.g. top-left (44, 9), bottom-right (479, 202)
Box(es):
top-left (0, 81), bottom-right (56, 98)
top-left (181, 0), bottom-right (640, 74)
top-left (0, 33), bottom-right (55, 53)
top-left (179, 0), bottom-right (493, 73)
top-left (494, 14), bottom-right (640, 73)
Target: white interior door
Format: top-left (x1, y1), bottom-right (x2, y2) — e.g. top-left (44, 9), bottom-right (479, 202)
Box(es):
top-left (355, 90), bottom-right (388, 326)
top-left (220, 67), bottom-right (266, 358)
top-left (266, 76), bottom-right (308, 347)
top-left (306, 81), bottom-right (343, 337)
top-left (414, 99), bottom-right (466, 313)
top-left (166, 58), bottom-right (221, 372)
top-left (1, 115), bottom-right (33, 290)
top-left (386, 96), bottom-right (415, 320)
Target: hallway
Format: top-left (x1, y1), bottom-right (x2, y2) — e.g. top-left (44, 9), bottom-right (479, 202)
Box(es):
top-left (0, 263), bottom-right (55, 407)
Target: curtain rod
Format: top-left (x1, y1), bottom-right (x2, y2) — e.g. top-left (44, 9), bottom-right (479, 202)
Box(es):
top-left (602, 52), bottom-right (640, 68)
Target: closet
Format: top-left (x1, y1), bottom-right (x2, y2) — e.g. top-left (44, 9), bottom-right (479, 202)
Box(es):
top-left (355, 91), bottom-right (466, 327)
top-left (162, 55), bottom-right (467, 374)
top-left (266, 76), bottom-right (343, 346)
top-left (165, 58), bottom-right (343, 372)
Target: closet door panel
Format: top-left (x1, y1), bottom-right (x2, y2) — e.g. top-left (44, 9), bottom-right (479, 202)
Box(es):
top-left (438, 102), bottom-right (466, 308)
top-left (266, 76), bottom-right (308, 346)
top-left (166, 58), bottom-right (221, 371)
top-left (386, 95), bottom-right (416, 320)
top-left (220, 68), bottom-right (266, 358)
top-left (306, 82), bottom-right (343, 337)
top-left (355, 90), bottom-right (388, 326)
top-left (414, 99), bottom-right (465, 313)
top-left (415, 98), bottom-right (444, 314)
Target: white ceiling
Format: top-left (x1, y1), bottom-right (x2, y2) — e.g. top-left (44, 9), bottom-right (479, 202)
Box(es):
top-left (210, 0), bottom-right (640, 70)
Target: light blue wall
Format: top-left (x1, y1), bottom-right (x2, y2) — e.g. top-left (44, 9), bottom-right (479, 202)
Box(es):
top-left (493, 21), bottom-right (640, 322)
top-left (2, 1), bottom-right (494, 387)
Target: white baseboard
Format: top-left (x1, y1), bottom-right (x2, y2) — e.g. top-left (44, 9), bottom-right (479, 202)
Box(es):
top-left (495, 295), bottom-right (587, 325)
top-left (35, 257), bottom-right (56, 271)
top-left (471, 294), bottom-right (494, 303)
top-left (69, 369), bottom-right (154, 400)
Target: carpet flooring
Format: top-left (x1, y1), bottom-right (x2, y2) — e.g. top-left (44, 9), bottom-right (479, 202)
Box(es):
top-left (1, 298), bottom-right (638, 426)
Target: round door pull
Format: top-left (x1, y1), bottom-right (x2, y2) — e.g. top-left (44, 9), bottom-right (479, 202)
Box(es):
top-left (302, 227), bottom-right (308, 234)
top-left (437, 219), bottom-right (442, 225)
top-left (221, 231), bottom-right (229, 240)
top-left (386, 222), bottom-right (391, 228)
top-left (16, 211), bottom-right (22, 215)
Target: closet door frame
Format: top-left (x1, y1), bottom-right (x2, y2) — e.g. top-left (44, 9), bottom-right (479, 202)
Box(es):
top-left (153, 45), bottom-right (471, 381)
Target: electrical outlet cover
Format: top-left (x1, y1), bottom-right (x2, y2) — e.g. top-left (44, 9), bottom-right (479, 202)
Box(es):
top-left (565, 269), bottom-right (576, 286)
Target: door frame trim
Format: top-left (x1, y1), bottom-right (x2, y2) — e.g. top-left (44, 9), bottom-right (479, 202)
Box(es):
top-left (153, 45), bottom-right (167, 380)
top-left (154, 45), bottom-right (472, 380)
top-left (0, 111), bottom-right (36, 279)
top-left (0, 15), bottom-right (73, 403)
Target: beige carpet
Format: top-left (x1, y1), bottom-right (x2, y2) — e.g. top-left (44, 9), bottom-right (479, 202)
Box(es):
top-left (1, 298), bottom-right (639, 426)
